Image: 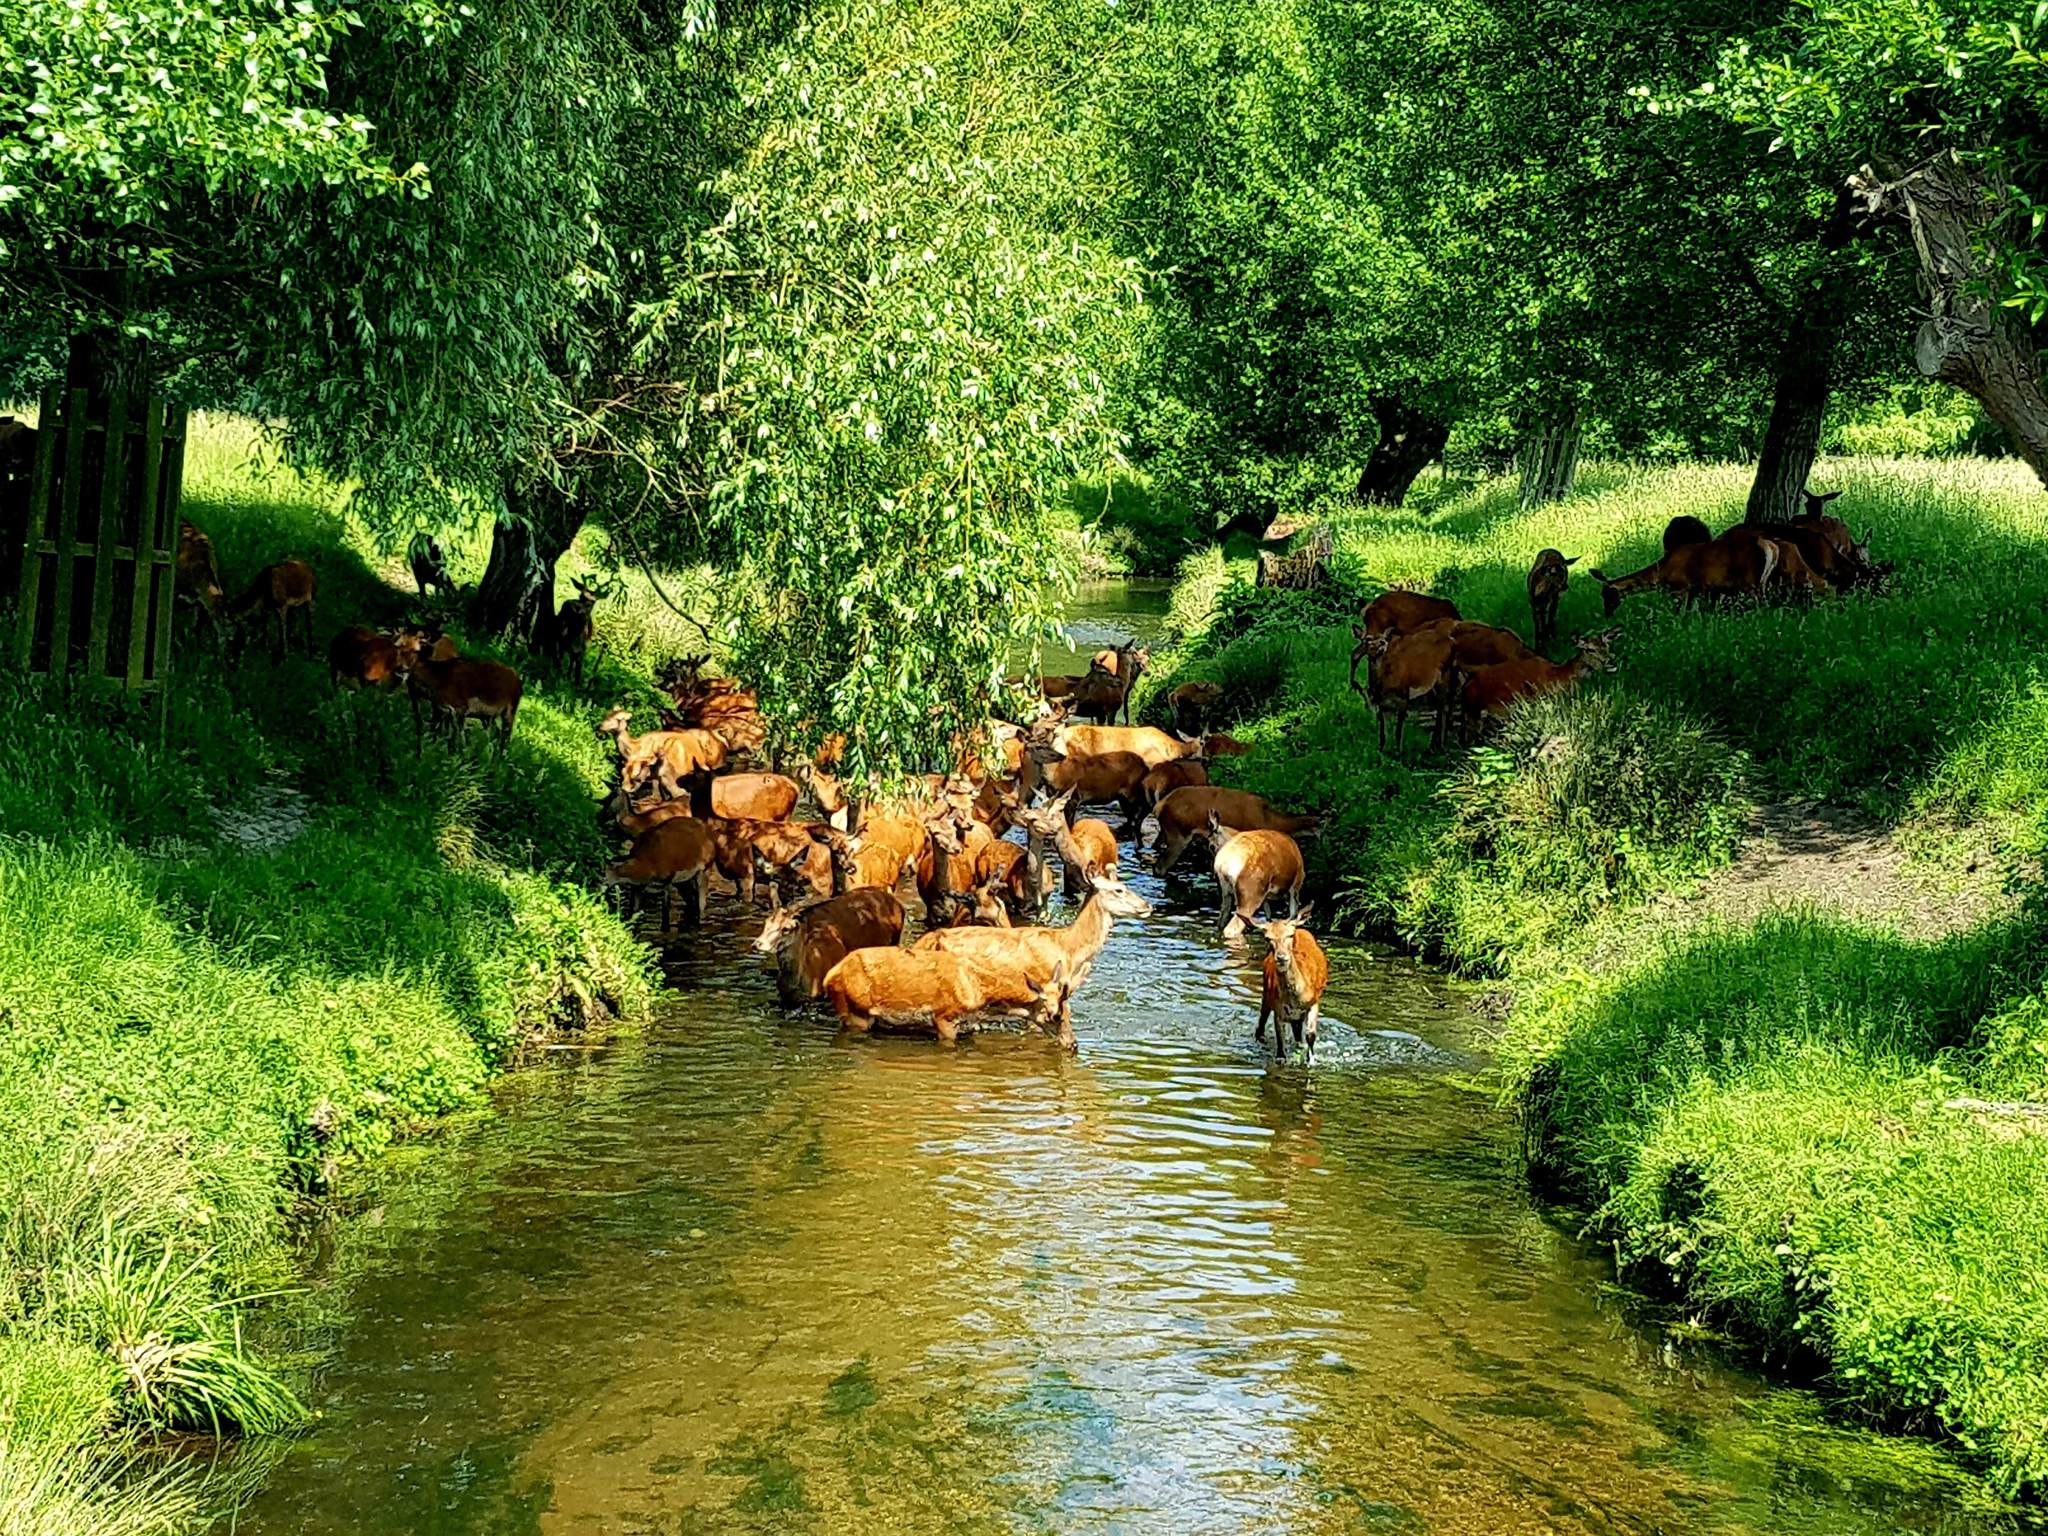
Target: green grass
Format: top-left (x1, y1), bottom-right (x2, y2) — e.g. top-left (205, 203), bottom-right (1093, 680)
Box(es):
top-left (0, 416), bottom-right (655, 1528)
top-left (1147, 454), bottom-right (2048, 1500)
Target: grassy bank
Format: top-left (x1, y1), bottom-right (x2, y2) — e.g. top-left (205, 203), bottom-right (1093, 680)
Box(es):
top-left (0, 418), bottom-right (657, 1529)
top-left (1142, 457), bottom-right (2048, 1499)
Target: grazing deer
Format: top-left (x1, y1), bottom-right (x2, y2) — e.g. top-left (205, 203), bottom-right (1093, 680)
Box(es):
top-left (1526, 549), bottom-right (1577, 651)
top-left (603, 816), bottom-right (713, 932)
top-left (1663, 515), bottom-right (1712, 554)
top-left (754, 887), bottom-right (907, 1005)
top-left (174, 520), bottom-right (225, 636)
top-left (1256, 909), bottom-right (1330, 1061)
top-left (228, 561), bottom-right (317, 660)
top-left (822, 951), bottom-right (1073, 1046)
top-left (1592, 527), bottom-right (1782, 614)
top-left (409, 533), bottom-right (452, 601)
top-left (1168, 680), bottom-right (1223, 736)
top-left (402, 642), bottom-right (524, 754)
top-left (1043, 722), bottom-right (1204, 771)
top-left (596, 706), bottom-right (727, 803)
top-left (1014, 793), bottom-right (1120, 901)
top-left (1202, 812), bottom-right (1306, 939)
top-left (915, 866), bottom-right (1153, 1046)
top-left (1151, 786), bottom-right (1319, 876)
top-left (1460, 630), bottom-right (1618, 736)
top-left (542, 577), bottom-right (606, 683)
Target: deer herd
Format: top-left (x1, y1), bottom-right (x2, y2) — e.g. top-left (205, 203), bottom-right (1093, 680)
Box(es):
top-left (155, 483), bottom-right (1883, 1062)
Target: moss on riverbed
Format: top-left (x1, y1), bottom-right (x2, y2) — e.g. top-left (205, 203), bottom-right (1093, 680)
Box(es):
top-left (0, 419), bottom-right (656, 1529)
top-left (1140, 456), bottom-right (2048, 1500)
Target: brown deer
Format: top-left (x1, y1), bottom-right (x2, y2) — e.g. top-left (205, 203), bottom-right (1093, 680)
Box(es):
top-left (1526, 549), bottom-right (1578, 651)
top-left (754, 887), bottom-right (907, 1005)
top-left (1353, 623), bottom-right (1456, 754)
top-left (1460, 630), bottom-right (1618, 735)
top-left (1044, 722), bottom-right (1205, 771)
top-left (596, 706), bottom-right (728, 803)
top-left (914, 866), bottom-right (1153, 1046)
top-left (403, 644), bottom-right (524, 755)
top-left (1663, 514), bottom-right (1712, 554)
top-left (1151, 786), bottom-right (1319, 876)
top-left (328, 626), bottom-right (416, 693)
top-left (822, 951), bottom-right (1074, 1046)
top-left (174, 520), bottom-right (225, 635)
top-left (1359, 589), bottom-right (1459, 642)
top-left (707, 817), bottom-right (835, 905)
top-left (1592, 527), bottom-right (1782, 613)
top-left (708, 771), bottom-right (801, 822)
top-left (1202, 812), bottom-right (1306, 939)
top-left (1168, 680), bottom-right (1224, 735)
top-left (1087, 643), bottom-right (1151, 724)
top-left (602, 816), bottom-right (713, 932)
top-left (1142, 755), bottom-right (1209, 813)
top-left (1027, 741), bottom-right (1153, 834)
top-left (228, 560), bottom-right (317, 660)
top-left (541, 577), bottom-right (606, 683)
top-left (1256, 909), bottom-right (1330, 1061)
top-left (972, 836), bottom-right (1040, 920)
top-left (1014, 793), bottom-right (1120, 901)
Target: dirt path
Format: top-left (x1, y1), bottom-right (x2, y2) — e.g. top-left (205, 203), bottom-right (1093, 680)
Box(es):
top-left (1651, 800), bottom-right (2007, 941)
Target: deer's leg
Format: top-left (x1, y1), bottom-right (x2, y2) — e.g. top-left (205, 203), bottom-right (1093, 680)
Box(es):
top-left (1302, 1003), bottom-right (1320, 1062)
top-left (1256, 989), bottom-right (1271, 1043)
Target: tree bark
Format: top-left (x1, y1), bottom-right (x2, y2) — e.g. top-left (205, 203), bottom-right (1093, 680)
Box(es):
top-left (1517, 405), bottom-right (1583, 508)
top-left (1850, 154), bottom-right (2048, 487)
top-left (1744, 274), bottom-right (1851, 522)
top-left (1356, 394), bottom-right (1450, 506)
top-left (474, 477), bottom-right (585, 643)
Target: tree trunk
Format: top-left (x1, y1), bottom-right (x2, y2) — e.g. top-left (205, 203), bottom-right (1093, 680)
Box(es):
top-left (1356, 394), bottom-right (1450, 506)
top-left (65, 328), bottom-right (151, 416)
top-left (1744, 272), bottom-right (1850, 522)
top-left (1517, 405), bottom-right (1583, 508)
top-left (1850, 154), bottom-right (2048, 487)
top-left (474, 477), bottom-right (585, 643)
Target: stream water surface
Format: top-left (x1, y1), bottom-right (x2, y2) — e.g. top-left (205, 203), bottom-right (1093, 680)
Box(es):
top-left (220, 585), bottom-right (2020, 1536)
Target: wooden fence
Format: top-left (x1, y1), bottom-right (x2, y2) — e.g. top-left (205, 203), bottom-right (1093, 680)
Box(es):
top-left (3, 382), bottom-right (188, 690)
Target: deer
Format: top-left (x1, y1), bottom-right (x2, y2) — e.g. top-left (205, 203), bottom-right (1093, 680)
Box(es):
top-left (706, 771), bottom-right (800, 822)
top-left (1359, 589), bottom-right (1459, 644)
top-left (1202, 732), bottom-right (1251, 758)
top-left (402, 643), bottom-right (524, 754)
top-left (972, 835), bottom-right (1040, 921)
top-left (329, 625), bottom-right (418, 693)
top-left (541, 577), bottom-right (606, 683)
top-left (1014, 792), bottom-right (1120, 902)
top-left (1460, 630), bottom-right (1618, 737)
top-left (1663, 514), bottom-right (1712, 554)
top-left (174, 520), bottom-right (225, 637)
top-left (1142, 754), bottom-right (1209, 813)
top-left (602, 816), bottom-right (713, 932)
top-left (1037, 659), bottom-right (1115, 708)
top-left (1168, 680), bottom-right (1224, 736)
top-left (227, 560), bottom-right (317, 660)
top-left (754, 887), bottom-right (908, 1005)
top-left (1087, 643), bottom-right (1150, 725)
top-left (940, 875), bottom-right (1015, 929)
top-left (911, 811), bottom-right (978, 926)
top-left (408, 533), bottom-right (452, 602)
top-left (1255, 909), bottom-right (1330, 1061)
top-left (1151, 785), bottom-right (1320, 876)
top-left (822, 950), bottom-right (1074, 1046)
top-left (833, 837), bottom-right (913, 894)
top-left (706, 817), bottom-right (835, 906)
top-left (596, 706), bottom-right (728, 804)
top-left (1352, 622), bottom-right (1456, 754)
top-left (914, 866), bottom-right (1153, 1046)
top-left (1202, 812), bottom-right (1306, 939)
top-left (1526, 549), bottom-right (1578, 652)
top-left (1730, 497), bottom-right (1875, 592)
top-left (1592, 527), bottom-right (1782, 614)
top-left (1026, 740), bottom-right (1153, 835)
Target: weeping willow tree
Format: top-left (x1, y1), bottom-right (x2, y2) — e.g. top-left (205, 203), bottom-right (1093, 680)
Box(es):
top-left (627, 0), bottom-right (1144, 777)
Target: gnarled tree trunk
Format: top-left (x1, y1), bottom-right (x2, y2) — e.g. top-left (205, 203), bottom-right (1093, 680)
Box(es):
top-left (474, 477), bottom-right (585, 644)
top-left (1745, 269), bottom-right (1852, 522)
top-left (1356, 394), bottom-right (1450, 506)
top-left (1850, 154), bottom-right (2048, 487)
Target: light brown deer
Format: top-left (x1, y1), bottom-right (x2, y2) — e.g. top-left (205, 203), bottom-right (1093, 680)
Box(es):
top-left (228, 560), bottom-right (317, 659)
top-left (596, 706), bottom-right (728, 803)
top-left (1592, 527), bottom-right (1782, 613)
top-left (822, 950), bottom-right (1074, 1045)
top-left (1152, 786), bottom-right (1320, 875)
top-left (1256, 909), bottom-right (1330, 1061)
top-left (1359, 589), bottom-right (1458, 642)
top-left (1045, 722), bottom-right (1205, 771)
top-left (1353, 623), bottom-right (1456, 754)
top-left (1526, 549), bottom-right (1577, 651)
top-left (1202, 813), bottom-right (1306, 939)
top-left (174, 520), bottom-right (225, 635)
top-left (1460, 630), bottom-right (1618, 736)
top-left (1028, 741), bottom-right (1153, 833)
top-left (402, 644), bottom-right (524, 754)
top-left (1014, 793), bottom-right (1120, 901)
top-left (754, 887), bottom-right (907, 1005)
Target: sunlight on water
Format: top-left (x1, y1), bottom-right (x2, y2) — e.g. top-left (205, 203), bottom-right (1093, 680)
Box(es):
top-left (217, 590), bottom-right (2023, 1536)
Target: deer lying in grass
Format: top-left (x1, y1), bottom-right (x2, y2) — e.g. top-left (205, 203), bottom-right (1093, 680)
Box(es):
top-left (822, 952), bottom-right (1074, 1045)
top-left (1526, 549), bottom-right (1578, 651)
top-left (1460, 630), bottom-right (1618, 737)
top-left (1201, 811), bottom-right (1306, 939)
top-left (1256, 909), bottom-right (1329, 1061)
top-left (403, 640), bottom-right (523, 754)
top-left (603, 816), bottom-right (713, 932)
top-left (914, 864), bottom-right (1153, 1047)
top-left (228, 560), bottom-right (317, 660)
top-left (1152, 786), bottom-right (1319, 875)
top-left (596, 706), bottom-right (728, 803)
top-left (754, 887), bottom-right (907, 1005)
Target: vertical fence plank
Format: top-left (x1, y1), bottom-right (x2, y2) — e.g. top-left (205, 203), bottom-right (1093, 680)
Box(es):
top-left (127, 396), bottom-right (164, 688)
top-left (150, 406), bottom-right (188, 687)
top-left (13, 384), bottom-right (59, 668)
top-left (45, 389), bottom-right (89, 677)
top-left (88, 384), bottom-right (129, 680)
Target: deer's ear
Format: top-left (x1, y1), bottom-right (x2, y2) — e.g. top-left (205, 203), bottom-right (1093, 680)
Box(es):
top-left (1562, 555), bottom-right (1579, 567)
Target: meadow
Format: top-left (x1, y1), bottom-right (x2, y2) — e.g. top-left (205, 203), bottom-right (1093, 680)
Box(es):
top-left (1138, 455), bottom-right (2048, 1497)
top-left (0, 418), bottom-right (670, 1532)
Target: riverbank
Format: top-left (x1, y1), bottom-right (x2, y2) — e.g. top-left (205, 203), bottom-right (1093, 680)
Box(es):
top-left (0, 420), bottom-right (657, 1531)
top-left (1139, 456), bottom-right (2048, 1500)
